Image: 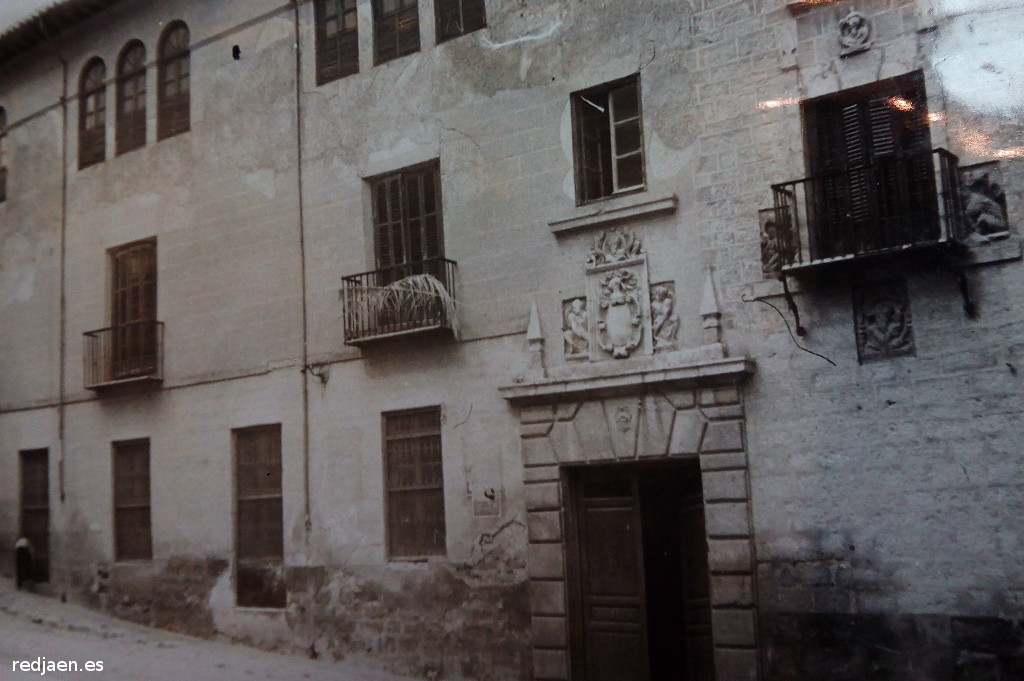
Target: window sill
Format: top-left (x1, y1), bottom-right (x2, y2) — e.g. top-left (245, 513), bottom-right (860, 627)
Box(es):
top-left (548, 193), bottom-right (677, 236)
top-left (233, 606), bottom-right (285, 613)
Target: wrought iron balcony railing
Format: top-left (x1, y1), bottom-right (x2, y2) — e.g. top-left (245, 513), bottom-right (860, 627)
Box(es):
top-left (770, 148), bottom-right (965, 271)
top-left (341, 257), bottom-right (458, 345)
top-left (84, 320), bottom-right (164, 389)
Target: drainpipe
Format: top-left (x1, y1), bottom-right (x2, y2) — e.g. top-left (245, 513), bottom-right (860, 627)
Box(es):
top-left (290, 0), bottom-right (313, 541)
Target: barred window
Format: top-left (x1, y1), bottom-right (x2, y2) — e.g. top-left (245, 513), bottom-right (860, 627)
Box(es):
top-left (384, 407), bottom-right (445, 558)
top-left (373, 0), bottom-right (419, 65)
top-left (315, 0), bottom-right (359, 85)
top-left (435, 0), bottom-right (486, 44)
top-left (234, 424), bottom-right (285, 608)
top-left (113, 439), bottom-right (152, 561)
top-left (79, 58), bottom-right (106, 169)
top-left (572, 75), bottom-right (646, 204)
top-left (116, 41), bottom-right (146, 155)
top-left (158, 22), bottom-right (190, 140)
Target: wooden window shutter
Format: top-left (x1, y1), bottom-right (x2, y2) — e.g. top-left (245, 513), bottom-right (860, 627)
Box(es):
top-left (113, 440), bottom-right (152, 561)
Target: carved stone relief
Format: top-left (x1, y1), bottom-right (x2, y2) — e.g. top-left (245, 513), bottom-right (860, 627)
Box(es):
top-left (650, 281), bottom-right (680, 352)
top-left (960, 162), bottom-right (1010, 238)
top-left (758, 207), bottom-right (795, 277)
top-left (586, 227), bottom-right (645, 267)
top-left (594, 268), bottom-right (645, 359)
top-left (562, 297), bottom-right (589, 358)
top-left (853, 278), bottom-right (915, 363)
top-left (838, 9), bottom-right (871, 57)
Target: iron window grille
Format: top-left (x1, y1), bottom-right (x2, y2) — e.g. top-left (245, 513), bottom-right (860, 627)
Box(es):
top-left (373, 0), bottom-right (420, 65)
top-left (384, 408), bottom-right (446, 558)
top-left (157, 22), bottom-right (190, 140)
top-left (234, 424), bottom-right (285, 608)
top-left (79, 58), bottom-right (106, 169)
top-left (572, 75), bottom-right (646, 204)
top-left (315, 0), bottom-right (359, 84)
top-left (113, 439), bottom-right (152, 561)
top-left (116, 41), bottom-right (146, 155)
top-left (435, 0), bottom-right (486, 44)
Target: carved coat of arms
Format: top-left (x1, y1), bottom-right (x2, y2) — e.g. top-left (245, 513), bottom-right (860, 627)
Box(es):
top-left (595, 269), bottom-right (644, 358)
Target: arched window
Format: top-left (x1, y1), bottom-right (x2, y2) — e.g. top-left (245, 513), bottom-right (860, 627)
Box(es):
top-left (0, 107), bottom-right (7, 202)
top-left (79, 58), bottom-right (106, 168)
top-left (157, 22), bottom-right (190, 140)
top-left (116, 41), bottom-right (146, 155)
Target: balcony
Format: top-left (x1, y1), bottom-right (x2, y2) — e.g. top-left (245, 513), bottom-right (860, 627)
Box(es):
top-left (770, 148), bottom-right (965, 273)
top-left (341, 257), bottom-right (458, 346)
top-left (84, 320), bottom-right (164, 390)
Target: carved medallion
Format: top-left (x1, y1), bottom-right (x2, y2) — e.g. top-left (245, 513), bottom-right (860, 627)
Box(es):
top-left (960, 162), bottom-right (1010, 238)
top-left (650, 282), bottom-right (680, 352)
top-left (615, 405), bottom-right (633, 433)
top-left (853, 278), bottom-right (914, 363)
top-left (596, 268), bottom-right (644, 359)
top-left (839, 9), bottom-right (871, 57)
top-left (586, 228), bottom-right (644, 268)
top-left (562, 297), bottom-right (589, 358)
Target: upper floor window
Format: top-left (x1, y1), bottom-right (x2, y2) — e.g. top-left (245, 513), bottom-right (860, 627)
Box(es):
top-left (571, 75), bottom-right (646, 204)
top-left (371, 162), bottom-right (443, 281)
top-left (158, 22), bottom-right (190, 140)
top-left (79, 58), bottom-right (106, 169)
top-left (315, 0), bottom-right (359, 85)
top-left (373, 0), bottom-right (419, 65)
top-left (435, 0), bottom-right (486, 43)
top-left (0, 107), bottom-right (7, 202)
top-left (116, 41), bottom-right (147, 155)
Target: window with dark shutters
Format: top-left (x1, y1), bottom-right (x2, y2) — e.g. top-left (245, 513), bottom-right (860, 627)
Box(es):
top-left (157, 22), bottom-right (190, 141)
top-left (110, 239), bottom-right (158, 380)
top-left (572, 75), bottom-right (646, 204)
top-left (113, 439), bottom-right (152, 561)
top-left (315, 0), bottom-right (359, 84)
top-left (79, 59), bottom-right (106, 169)
top-left (435, 0), bottom-right (486, 43)
top-left (373, 0), bottom-right (420, 65)
top-left (384, 408), bottom-right (445, 558)
top-left (116, 42), bottom-right (147, 155)
top-left (19, 449), bottom-right (50, 582)
top-left (234, 424), bottom-right (285, 608)
top-left (806, 71), bottom-right (937, 257)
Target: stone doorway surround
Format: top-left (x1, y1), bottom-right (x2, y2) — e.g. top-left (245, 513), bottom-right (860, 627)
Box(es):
top-left (501, 355), bottom-right (760, 681)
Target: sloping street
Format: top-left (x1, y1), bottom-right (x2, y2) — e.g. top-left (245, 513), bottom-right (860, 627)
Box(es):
top-left (0, 580), bottom-right (413, 681)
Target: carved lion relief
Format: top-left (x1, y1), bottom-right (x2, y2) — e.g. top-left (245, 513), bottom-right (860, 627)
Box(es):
top-left (960, 162), bottom-right (1010, 238)
top-left (853, 278), bottom-right (915, 363)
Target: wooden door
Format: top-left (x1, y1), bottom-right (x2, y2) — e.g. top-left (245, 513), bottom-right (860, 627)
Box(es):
top-left (19, 449), bottom-right (50, 582)
top-left (573, 469), bottom-right (650, 681)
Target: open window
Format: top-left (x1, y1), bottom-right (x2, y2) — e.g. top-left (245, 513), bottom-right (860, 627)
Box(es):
top-left (572, 75), bottom-right (646, 204)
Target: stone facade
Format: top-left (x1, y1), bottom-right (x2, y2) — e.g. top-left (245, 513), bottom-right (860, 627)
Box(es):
top-left (0, 1), bottom-right (1022, 680)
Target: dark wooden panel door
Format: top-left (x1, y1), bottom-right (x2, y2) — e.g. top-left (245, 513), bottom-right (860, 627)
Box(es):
top-left (19, 449), bottom-right (50, 582)
top-left (679, 491), bottom-right (714, 681)
top-left (575, 471), bottom-right (649, 681)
